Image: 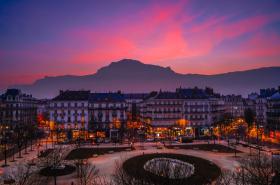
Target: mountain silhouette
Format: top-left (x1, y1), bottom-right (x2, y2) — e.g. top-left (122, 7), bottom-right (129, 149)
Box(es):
top-left (12, 59), bottom-right (280, 98)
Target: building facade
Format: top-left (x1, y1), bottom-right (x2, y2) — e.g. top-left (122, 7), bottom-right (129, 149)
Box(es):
top-left (222, 95), bottom-right (245, 118)
top-left (140, 92), bottom-right (184, 128)
top-left (124, 93), bottom-right (148, 121)
top-left (267, 92), bottom-right (280, 132)
top-left (140, 88), bottom-right (225, 137)
top-left (255, 98), bottom-right (267, 126)
top-left (49, 90), bottom-right (90, 140)
top-left (255, 88), bottom-right (279, 127)
top-left (0, 89), bottom-right (37, 126)
top-left (88, 93), bottom-right (128, 137)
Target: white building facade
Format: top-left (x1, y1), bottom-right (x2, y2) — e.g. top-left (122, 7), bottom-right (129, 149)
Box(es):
top-left (140, 88), bottom-right (225, 129)
top-left (49, 90), bottom-right (90, 130)
top-left (88, 93), bottom-right (127, 132)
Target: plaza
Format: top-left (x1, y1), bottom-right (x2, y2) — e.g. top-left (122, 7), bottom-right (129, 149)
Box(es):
top-left (1, 138), bottom-right (279, 185)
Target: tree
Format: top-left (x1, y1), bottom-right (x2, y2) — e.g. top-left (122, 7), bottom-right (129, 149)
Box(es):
top-left (215, 154), bottom-right (279, 185)
top-left (112, 160), bottom-right (154, 185)
top-left (244, 108), bottom-right (255, 155)
top-left (244, 108), bottom-right (255, 129)
top-left (1, 163), bottom-right (48, 185)
top-left (112, 158), bottom-right (195, 185)
top-left (0, 131), bottom-right (9, 167)
top-left (76, 160), bottom-right (99, 185)
top-left (14, 125), bottom-right (25, 158)
top-left (40, 146), bottom-right (64, 185)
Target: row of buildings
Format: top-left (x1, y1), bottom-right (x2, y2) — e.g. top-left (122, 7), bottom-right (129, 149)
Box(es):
top-left (1, 86), bottom-right (280, 140)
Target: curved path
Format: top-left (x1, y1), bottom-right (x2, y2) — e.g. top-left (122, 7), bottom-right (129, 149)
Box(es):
top-left (1, 142), bottom-right (245, 185)
top-left (56, 142), bottom-right (242, 185)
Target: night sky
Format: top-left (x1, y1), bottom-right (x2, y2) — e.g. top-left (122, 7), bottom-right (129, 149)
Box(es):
top-left (0, 0), bottom-right (280, 90)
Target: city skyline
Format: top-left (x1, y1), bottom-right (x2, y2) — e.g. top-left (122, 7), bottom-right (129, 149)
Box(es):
top-left (1, 1), bottom-right (280, 184)
top-left (1, 0), bottom-right (280, 90)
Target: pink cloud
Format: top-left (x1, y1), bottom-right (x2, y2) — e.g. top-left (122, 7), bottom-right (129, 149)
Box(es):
top-left (69, 5), bottom-right (280, 65)
top-left (237, 32), bottom-right (280, 58)
top-left (0, 73), bottom-right (44, 89)
top-left (67, 1), bottom-right (192, 64)
top-left (2, 0), bottom-right (280, 87)
top-left (213, 13), bottom-right (280, 41)
top-left (185, 13), bottom-right (280, 56)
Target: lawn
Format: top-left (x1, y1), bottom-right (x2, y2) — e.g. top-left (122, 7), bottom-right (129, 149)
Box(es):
top-left (122, 153), bottom-right (221, 185)
top-left (166, 144), bottom-right (241, 153)
top-left (65, 146), bottom-right (132, 160)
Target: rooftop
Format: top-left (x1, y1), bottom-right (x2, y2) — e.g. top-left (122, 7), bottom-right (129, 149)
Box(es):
top-left (270, 92), bottom-right (280, 100)
top-left (52, 90), bottom-right (90, 101)
top-left (89, 93), bottom-right (125, 102)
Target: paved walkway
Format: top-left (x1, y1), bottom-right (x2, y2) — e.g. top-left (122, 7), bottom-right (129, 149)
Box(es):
top-left (56, 142), bottom-right (242, 185)
top-left (1, 140), bottom-right (279, 185)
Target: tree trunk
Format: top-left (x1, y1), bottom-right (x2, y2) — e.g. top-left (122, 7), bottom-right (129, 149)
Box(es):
top-left (54, 175), bottom-right (57, 185)
top-left (3, 144), bottom-right (8, 166)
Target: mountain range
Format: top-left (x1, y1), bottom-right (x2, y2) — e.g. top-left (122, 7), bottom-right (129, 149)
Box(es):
top-left (12, 59), bottom-right (280, 98)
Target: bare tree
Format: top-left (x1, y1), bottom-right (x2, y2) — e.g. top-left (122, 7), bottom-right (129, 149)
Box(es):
top-left (214, 170), bottom-right (240, 185)
top-left (236, 154), bottom-right (273, 185)
top-left (112, 160), bottom-right (153, 185)
top-left (40, 146), bottom-right (64, 169)
top-left (1, 163), bottom-right (49, 185)
top-left (76, 160), bottom-right (99, 185)
top-left (39, 146), bottom-right (64, 185)
top-left (214, 154), bottom-right (279, 185)
top-left (112, 158), bottom-right (197, 185)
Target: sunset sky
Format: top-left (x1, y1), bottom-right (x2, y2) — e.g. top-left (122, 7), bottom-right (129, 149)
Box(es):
top-left (0, 0), bottom-right (280, 90)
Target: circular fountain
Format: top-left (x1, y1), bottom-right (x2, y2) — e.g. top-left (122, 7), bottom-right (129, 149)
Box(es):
top-left (144, 157), bottom-right (194, 179)
top-left (122, 153), bottom-right (221, 185)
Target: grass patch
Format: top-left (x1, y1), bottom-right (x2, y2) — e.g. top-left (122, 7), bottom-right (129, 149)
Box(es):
top-left (123, 153), bottom-right (221, 185)
top-left (65, 147), bottom-right (132, 160)
top-left (40, 165), bottom-right (76, 176)
top-left (166, 144), bottom-right (241, 153)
